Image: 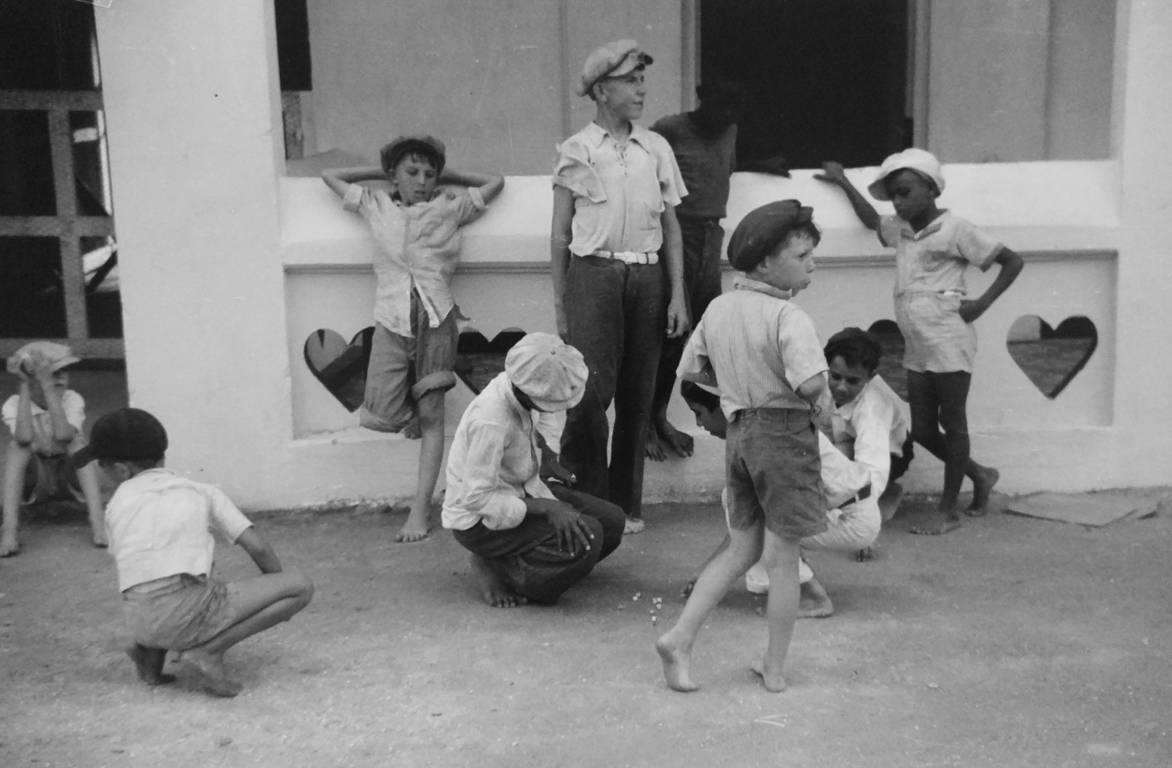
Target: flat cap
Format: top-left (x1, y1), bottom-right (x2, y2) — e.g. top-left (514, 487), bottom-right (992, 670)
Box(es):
top-left (577, 39), bottom-right (653, 97)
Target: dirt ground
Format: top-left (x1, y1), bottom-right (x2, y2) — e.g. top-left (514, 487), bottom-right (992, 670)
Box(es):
top-left (1, 489), bottom-right (1171, 768)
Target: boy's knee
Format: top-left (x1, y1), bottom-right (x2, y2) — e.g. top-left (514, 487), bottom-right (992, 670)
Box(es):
top-left (286, 569), bottom-right (315, 610)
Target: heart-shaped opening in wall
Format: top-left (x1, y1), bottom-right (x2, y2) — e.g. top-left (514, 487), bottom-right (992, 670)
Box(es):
top-left (1006, 315), bottom-right (1097, 399)
top-left (453, 328), bottom-right (526, 395)
top-left (304, 328), bottom-right (375, 412)
top-left (866, 319), bottom-right (908, 400)
top-left (303, 327), bottom-right (529, 412)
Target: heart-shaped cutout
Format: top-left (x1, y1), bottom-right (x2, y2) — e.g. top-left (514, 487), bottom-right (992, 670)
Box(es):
top-left (303, 327), bottom-right (529, 411)
top-left (1007, 315), bottom-right (1097, 398)
top-left (453, 329), bottom-right (526, 395)
top-left (303, 327), bottom-right (374, 412)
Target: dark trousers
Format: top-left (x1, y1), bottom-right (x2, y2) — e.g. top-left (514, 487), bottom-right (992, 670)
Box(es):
top-left (452, 486), bottom-right (625, 604)
top-left (651, 217), bottom-right (724, 416)
top-left (560, 255), bottom-right (666, 520)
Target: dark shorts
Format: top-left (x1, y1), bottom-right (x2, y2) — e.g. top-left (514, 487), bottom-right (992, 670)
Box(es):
top-left (122, 573), bottom-right (239, 651)
top-left (725, 407), bottom-right (826, 540)
top-left (360, 290), bottom-right (458, 432)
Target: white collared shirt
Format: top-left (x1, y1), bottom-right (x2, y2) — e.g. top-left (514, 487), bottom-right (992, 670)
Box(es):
top-left (105, 468), bottom-right (253, 591)
top-left (830, 376), bottom-right (911, 495)
top-left (442, 373), bottom-right (566, 532)
top-left (553, 121), bottom-right (686, 257)
top-left (878, 211), bottom-right (1002, 297)
top-left (677, 275), bottom-right (826, 417)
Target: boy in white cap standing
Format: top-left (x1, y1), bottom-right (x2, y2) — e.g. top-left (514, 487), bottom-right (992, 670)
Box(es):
top-left (818, 149), bottom-right (1022, 534)
top-left (443, 333), bottom-right (625, 607)
top-left (2, 341), bottom-right (106, 556)
top-left (550, 39), bottom-right (690, 534)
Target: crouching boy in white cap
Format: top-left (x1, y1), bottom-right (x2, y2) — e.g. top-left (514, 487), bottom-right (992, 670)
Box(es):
top-left (442, 333), bottom-right (626, 607)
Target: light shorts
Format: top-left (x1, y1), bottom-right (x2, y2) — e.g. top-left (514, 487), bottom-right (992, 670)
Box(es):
top-left (359, 290), bottom-right (458, 432)
top-left (725, 407), bottom-right (826, 540)
top-left (121, 573), bottom-right (239, 651)
top-left (895, 290), bottom-right (976, 373)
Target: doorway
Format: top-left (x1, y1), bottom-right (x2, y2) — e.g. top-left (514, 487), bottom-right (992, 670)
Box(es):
top-left (700, 0), bottom-right (911, 170)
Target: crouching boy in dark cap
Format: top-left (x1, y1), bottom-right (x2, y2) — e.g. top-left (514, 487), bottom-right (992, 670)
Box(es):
top-left (78, 408), bottom-right (313, 697)
top-left (656, 200), bottom-right (827, 693)
top-left (442, 333), bottom-right (625, 607)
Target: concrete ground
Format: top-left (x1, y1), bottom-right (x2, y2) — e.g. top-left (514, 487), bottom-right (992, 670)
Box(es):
top-left (2, 488), bottom-right (1171, 767)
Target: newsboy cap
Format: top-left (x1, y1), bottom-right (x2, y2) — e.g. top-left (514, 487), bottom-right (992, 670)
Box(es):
top-left (577, 39), bottom-right (653, 97)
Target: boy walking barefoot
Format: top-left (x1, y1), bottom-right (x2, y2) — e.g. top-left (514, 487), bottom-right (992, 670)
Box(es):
top-left (657, 200), bottom-right (827, 693)
top-left (2, 342), bottom-right (107, 556)
top-left (323, 136), bottom-right (503, 542)
top-left (818, 150), bottom-right (1022, 534)
top-left (78, 408), bottom-right (313, 697)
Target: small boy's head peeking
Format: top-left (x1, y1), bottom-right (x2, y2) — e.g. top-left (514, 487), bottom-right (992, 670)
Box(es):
top-left (504, 332), bottom-right (588, 413)
top-left (823, 327), bottom-right (881, 407)
top-left (868, 148), bottom-right (944, 226)
top-left (727, 199), bottom-right (820, 293)
top-left (379, 135), bottom-right (446, 206)
top-left (680, 380), bottom-right (727, 440)
top-left (578, 39), bottom-right (653, 103)
top-left (6, 341), bottom-right (79, 409)
top-left (74, 407), bottom-right (168, 482)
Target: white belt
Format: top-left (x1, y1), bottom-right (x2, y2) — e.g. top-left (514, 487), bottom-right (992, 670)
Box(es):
top-left (591, 250), bottom-right (658, 265)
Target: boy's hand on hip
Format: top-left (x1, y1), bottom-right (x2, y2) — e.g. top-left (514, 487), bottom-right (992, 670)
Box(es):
top-left (958, 299), bottom-right (985, 323)
top-left (665, 298), bottom-right (690, 339)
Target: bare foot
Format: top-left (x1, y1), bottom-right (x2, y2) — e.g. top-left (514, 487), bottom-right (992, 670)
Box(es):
top-left (0, 536), bottom-right (19, 557)
top-left (750, 661), bottom-right (788, 692)
top-left (910, 511), bottom-right (963, 535)
top-left (623, 517), bottom-right (646, 535)
top-left (656, 418), bottom-right (695, 459)
top-left (656, 633), bottom-right (699, 692)
top-left (797, 578), bottom-right (834, 619)
top-left (180, 649), bottom-right (243, 698)
top-left (127, 644), bottom-right (176, 686)
top-left (966, 467), bottom-right (1000, 516)
top-left (92, 532), bottom-right (108, 549)
top-left (395, 507), bottom-right (431, 543)
top-left (878, 482), bottom-right (905, 522)
top-left (470, 555), bottom-right (526, 608)
top-left (644, 429), bottom-right (667, 461)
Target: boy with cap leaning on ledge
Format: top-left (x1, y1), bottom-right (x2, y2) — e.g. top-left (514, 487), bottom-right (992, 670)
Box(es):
top-left (77, 407), bottom-right (313, 697)
top-left (2, 341), bottom-right (107, 556)
top-left (442, 333), bottom-right (625, 607)
top-left (323, 136), bottom-right (504, 543)
top-left (550, 39), bottom-right (690, 535)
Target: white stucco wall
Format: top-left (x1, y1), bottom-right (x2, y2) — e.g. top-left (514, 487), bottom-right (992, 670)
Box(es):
top-left (94, 0), bottom-right (1171, 511)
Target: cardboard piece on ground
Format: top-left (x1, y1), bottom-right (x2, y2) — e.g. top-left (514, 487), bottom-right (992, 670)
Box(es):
top-left (1005, 492), bottom-right (1161, 527)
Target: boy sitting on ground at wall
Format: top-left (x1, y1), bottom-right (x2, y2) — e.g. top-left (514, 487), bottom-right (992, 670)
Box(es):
top-left (77, 407), bottom-right (313, 697)
top-left (322, 136), bottom-right (504, 542)
top-left (2, 341), bottom-right (107, 557)
top-left (681, 327), bottom-right (913, 619)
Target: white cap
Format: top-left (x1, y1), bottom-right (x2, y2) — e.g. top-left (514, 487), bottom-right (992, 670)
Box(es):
top-left (504, 333), bottom-right (588, 412)
top-left (867, 148), bottom-right (945, 201)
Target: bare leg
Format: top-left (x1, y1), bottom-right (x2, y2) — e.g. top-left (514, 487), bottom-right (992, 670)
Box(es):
top-left (907, 371), bottom-right (967, 535)
top-left (657, 524), bottom-right (763, 692)
top-left (181, 569), bottom-right (313, 696)
top-left (797, 575), bottom-right (834, 619)
top-left (470, 554), bottom-right (527, 608)
top-left (1, 443), bottom-right (32, 556)
top-left (398, 391), bottom-right (443, 543)
top-left (75, 460), bottom-right (107, 548)
top-left (127, 644), bottom-right (175, 686)
top-left (755, 531), bottom-right (802, 691)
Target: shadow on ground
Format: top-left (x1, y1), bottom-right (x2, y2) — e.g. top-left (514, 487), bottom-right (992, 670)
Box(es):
top-left (2, 490), bottom-right (1171, 767)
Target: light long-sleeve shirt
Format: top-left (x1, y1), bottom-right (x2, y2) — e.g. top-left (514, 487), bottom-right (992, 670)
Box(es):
top-left (829, 376), bottom-right (911, 496)
top-left (442, 373), bottom-right (566, 532)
